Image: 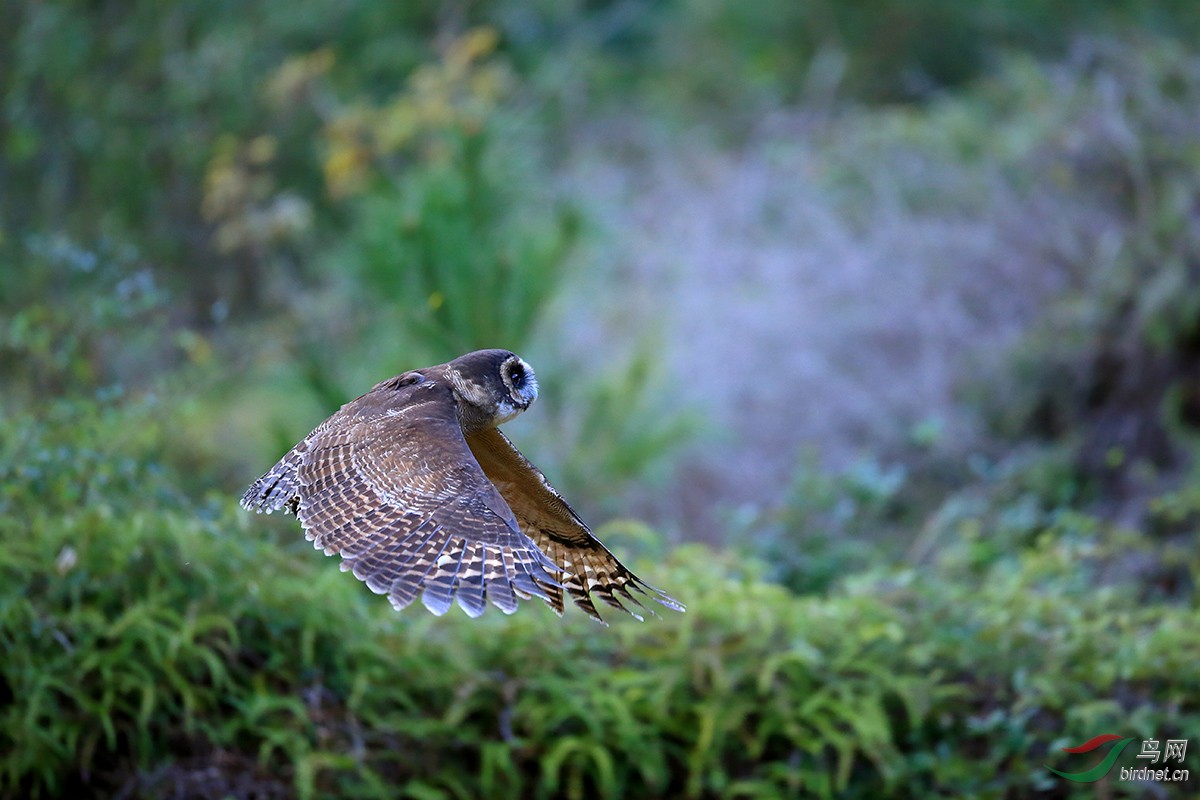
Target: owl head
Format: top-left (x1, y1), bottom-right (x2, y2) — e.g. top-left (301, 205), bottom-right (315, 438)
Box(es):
top-left (443, 349), bottom-right (539, 429)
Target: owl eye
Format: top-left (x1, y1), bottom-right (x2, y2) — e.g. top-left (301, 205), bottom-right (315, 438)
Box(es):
top-left (507, 362), bottom-right (526, 388)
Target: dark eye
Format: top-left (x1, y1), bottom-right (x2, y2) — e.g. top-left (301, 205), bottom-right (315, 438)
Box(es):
top-left (508, 363), bottom-right (526, 388)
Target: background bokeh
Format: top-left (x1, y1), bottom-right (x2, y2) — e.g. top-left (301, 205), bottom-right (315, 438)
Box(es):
top-left (2, 2), bottom-right (1199, 797)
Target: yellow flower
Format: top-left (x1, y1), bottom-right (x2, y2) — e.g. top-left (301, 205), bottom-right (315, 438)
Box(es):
top-left (324, 145), bottom-right (370, 199)
top-left (264, 47), bottom-right (335, 109)
top-left (448, 27), bottom-right (498, 70)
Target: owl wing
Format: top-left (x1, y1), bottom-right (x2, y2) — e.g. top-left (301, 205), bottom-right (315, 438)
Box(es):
top-left (465, 427), bottom-right (684, 623)
top-left (241, 379), bottom-right (560, 618)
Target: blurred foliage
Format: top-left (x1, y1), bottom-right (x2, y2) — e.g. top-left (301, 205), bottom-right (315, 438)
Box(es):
top-left (639, 0), bottom-right (1200, 109)
top-left (0, 236), bottom-right (183, 405)
top-left (952, 40), bottom-right (1200, 504)
top-left (804, 37), bottom-right (1200, 476)
top-left (731, 452), bottom-right (910, 594)
top-left (201, 134), bottom-right (313, 257)
top-left (522, 343), bottom-right (700, 518)
top-left (0, 0), bottom-right (455, 317)
top-left (316, 28), bottom-right (580, 363)
top-left (319, 28), bottom-right (511, 199)
top-left (6, 0), bottom-right (1198, 320)
top-left (728, 38), bottom-right (1200, 632)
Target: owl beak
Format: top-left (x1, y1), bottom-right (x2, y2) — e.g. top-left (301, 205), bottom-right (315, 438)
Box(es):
top-left (513, 388), bottom-right (535, 411)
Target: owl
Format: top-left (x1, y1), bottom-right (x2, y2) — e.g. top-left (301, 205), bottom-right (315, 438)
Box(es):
top-left (240, 349), bottom-right (683, 623)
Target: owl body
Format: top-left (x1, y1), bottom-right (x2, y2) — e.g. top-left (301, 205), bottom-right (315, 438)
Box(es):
top-left (241, 349), bottom-right (682, 623)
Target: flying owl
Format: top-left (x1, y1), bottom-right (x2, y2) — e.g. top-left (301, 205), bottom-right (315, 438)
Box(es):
top-left (240, 349), bottom-right (683, 623)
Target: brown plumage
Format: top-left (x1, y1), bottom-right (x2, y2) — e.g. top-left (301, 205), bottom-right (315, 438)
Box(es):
top-left (240, 349), bottom-right (683, 623)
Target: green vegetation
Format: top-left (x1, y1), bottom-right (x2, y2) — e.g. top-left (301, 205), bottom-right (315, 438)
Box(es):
top-left (4, 393), bottom-right (1197, 798)
top-left (2, 2), bottom-right (1198, 798)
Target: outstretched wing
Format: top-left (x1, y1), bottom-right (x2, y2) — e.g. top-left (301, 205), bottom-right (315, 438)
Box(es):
top-left (465, 427), bottom-right (684, 623)
top-left (241, 380), bottom-right (559, 618)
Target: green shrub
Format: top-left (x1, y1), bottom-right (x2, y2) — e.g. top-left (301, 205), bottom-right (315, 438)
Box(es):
top-left (333, 138), bottom-right (580, 365)
top-left (807, 36), bottom-right (1200, 529)
top-left (3, 395), bottom-right (1197, 799)
top-left (604, 0), bottom-right (1200, 116)
top-left (731, 452), bottom-right (911, 595)
top-left (0, 237), bottom-right (175, 404)
top-left (0, 0), bottom-right (459, 318)
top-left (972, 40), bottom-right (1200, 499)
